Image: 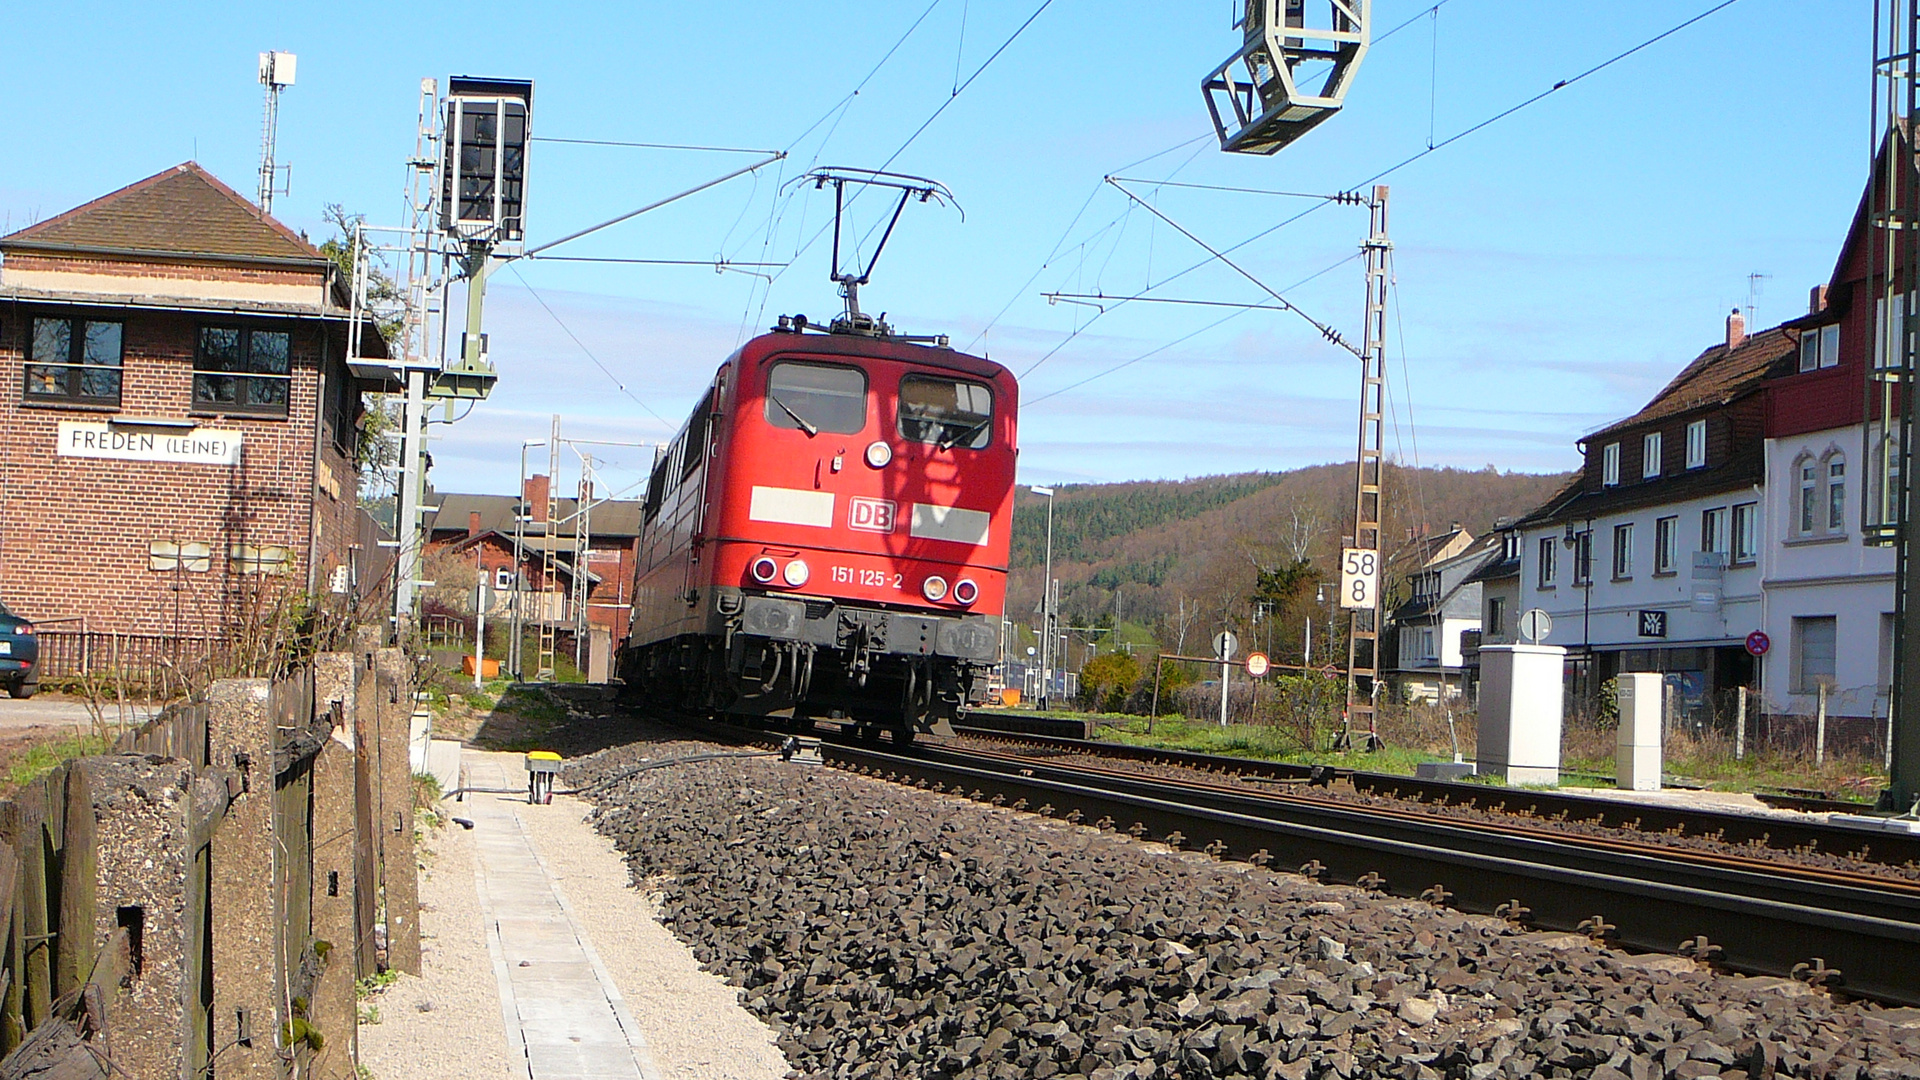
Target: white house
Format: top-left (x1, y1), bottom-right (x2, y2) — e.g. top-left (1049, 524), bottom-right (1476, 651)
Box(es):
top-left (1512, 311), bottom-right (1785, 722)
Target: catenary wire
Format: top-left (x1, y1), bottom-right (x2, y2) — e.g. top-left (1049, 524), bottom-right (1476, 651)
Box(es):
top-left (507, 264), bottom-right (670, 426)
top-left (1023, 252), bottom-right (1361, 407)
top-left (1017, 0), bottom-right (1746, 381)
top-left (532, 137), bottom-right (780, 154)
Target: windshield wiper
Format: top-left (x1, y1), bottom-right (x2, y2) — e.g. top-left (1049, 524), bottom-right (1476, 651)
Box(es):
top-left (937, 416), bottom-right (991, 452)
top-left (769, 392), bottom-right (818, 437)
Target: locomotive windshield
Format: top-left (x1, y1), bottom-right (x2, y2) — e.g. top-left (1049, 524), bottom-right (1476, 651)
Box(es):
top-left (899, 374), bottom-right (993, 450)
top-left (764, 361), bottom-right (867, 435)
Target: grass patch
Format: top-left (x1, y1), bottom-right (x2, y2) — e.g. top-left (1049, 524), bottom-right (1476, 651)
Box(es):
top-left (4, 733), bottom-right (111, 793)
top-left (1093, 715), bottom-right (1453, 776)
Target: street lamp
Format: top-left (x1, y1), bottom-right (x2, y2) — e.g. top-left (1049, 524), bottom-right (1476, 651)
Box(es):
top-left (1030, 485), bottom-right (1056, 708)
top-left (510, 438), bottom-right (546, 680)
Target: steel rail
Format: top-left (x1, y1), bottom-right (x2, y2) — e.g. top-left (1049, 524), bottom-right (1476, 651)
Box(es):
top-left (954, 727), bottom-right (1920, 868)
top-left (821, 740), bottom-right (1920, 1005)
top-left (926, 743), bottom-right (1920, 915)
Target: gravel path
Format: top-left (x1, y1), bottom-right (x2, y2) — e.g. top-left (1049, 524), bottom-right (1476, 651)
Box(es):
top-left (357, 808), bottom-right (515, 1080)
top-left (572, 734), bottom-right (1920, 1080)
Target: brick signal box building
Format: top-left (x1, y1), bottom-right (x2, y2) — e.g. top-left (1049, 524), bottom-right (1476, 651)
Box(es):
top-left (0, 163), bottom-right (386, 664)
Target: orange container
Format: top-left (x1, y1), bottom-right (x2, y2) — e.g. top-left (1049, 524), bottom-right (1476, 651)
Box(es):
top-left (462, 656), bottom-right (501, 678)
top-left (1000, 687), bottom-right (1021, 706)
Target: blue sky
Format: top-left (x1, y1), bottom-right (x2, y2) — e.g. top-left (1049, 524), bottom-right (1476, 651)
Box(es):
top-left (0, 1), bottom-right (1876, 499)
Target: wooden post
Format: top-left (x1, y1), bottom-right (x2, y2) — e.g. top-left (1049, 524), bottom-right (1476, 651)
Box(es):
top-left (1735, 685), bottom-right (1747, 762)
top-left (1148, 656), bottom-right (1164, 734)
top-left (53, 766), bottom-right (93, 1002)
top-left (1816, 682), bottom-right (1829, 769)
top-left (310, 653), bottom-right (361, 1074)
top-left (17, 789), bottom-right (50, 1033)
top-left (206, 678), bottom-right (280, 1080)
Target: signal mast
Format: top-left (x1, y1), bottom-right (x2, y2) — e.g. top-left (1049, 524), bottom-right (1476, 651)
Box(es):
top-left (1202, 0), bottom-right (1384, 750)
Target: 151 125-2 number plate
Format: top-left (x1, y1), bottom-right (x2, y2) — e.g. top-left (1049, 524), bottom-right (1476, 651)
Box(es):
top-left (830, 566), bottom-right (904, 589)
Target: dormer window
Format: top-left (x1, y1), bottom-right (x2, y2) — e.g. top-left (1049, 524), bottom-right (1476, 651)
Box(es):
top-left (1642, 432), bottom-right (1662, 479)
top-left (1800, 323), bottom-right (1840, 372)
top-left (1601, 442), bottom-right (1620, 487)
top-left (1686, 420), bottom-right (1707, 469)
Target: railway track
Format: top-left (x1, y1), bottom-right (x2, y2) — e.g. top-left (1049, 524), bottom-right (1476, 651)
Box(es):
top-left (641, 709), bottom-right (1920, 1003)
top-left (819, 736), bottom-right (1920, 1006)
top-left (955, 726), bottom-right (1920, 869)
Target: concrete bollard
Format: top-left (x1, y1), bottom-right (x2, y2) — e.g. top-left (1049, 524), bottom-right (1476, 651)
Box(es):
top-left (1616, 673), bottom-right (1663, 792)
top-left (205, 678), bottom-right (279, 1080)
top-left (1475, 644), bottom-right (1567, 786)
top-left (310, 652), bottom-right (362, 1074)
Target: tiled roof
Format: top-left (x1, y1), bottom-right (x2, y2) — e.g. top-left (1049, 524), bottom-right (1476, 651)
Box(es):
top-left (0, 163), bottom-right (324, 265)
top-left (425, 492), bottom-right (644, 540)
top-left (1583, 326), bottom-right (1795, 443)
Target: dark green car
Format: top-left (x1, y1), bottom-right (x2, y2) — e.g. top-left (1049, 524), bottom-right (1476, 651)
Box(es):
top-left (0, 603), bottom-right (39, 698)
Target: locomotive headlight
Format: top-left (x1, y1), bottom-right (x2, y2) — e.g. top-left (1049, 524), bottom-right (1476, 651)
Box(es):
top-left (922, 575), bottom-right (949, 602)
top-left (783, 559), bottom-right (811, 587)
top-left (952, 578), bottom-right (979, 605)
top-left (864, 441), bottom-right (892, 468)
top-left (751, 557), bottom-right (779, 584)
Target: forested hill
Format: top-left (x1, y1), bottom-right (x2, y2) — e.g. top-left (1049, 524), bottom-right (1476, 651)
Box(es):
top-left (1006, 463), bottom-right (1571, 638)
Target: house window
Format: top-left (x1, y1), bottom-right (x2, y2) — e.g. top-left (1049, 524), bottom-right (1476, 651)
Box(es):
top-left (194, 327), bottom-right (291, 414)
top-left (1612, 523), bottom-right (1633, 579)
top-left (1418, 628), bottom-right (1435, 659)
top-left (1601, 442), bottom-right (1620, 486)
top-left (230, 544), bottom-right (291, 575)
top-left (1732, 502), bottom-right (1758, 562)
top-left (1686, 420), bottom-right (1706, 469)
top-left (1800, 322), bottom-right (1840, 371)
top-left (1642, 432), bottom-right (1662, 479)
top-left (1701, 507), bottom-right (1728, 554)
top-left (1537, 537), bottom-right (1557, 587)
top-left (1793, 615), bottom-right (1837, 693)
top-left (1573, 531), bottom-right (1593, 586)
top-left (495, 567), bottom-right (513, 591)
top-left (1870, 424), bottom-right (1902, 526)
top-left (26, 317), bottom-right (123, 405)
top-left (1654, 516), bottom-right (1678, 574)
top-left (1828, 458), bottom-right (1846, 531)
top-left (1799, 461), bottom-right (1819, 534)
top-left (1488, 596), bottom-right (1506, 637)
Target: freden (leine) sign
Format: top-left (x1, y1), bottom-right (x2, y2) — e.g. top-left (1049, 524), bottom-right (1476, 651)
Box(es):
top-left (56, 421), bottom-right (243, 466)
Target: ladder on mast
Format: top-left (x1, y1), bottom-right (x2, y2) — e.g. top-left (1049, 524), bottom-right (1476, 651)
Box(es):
top-left (1342, 185), bottom-right (1390, 751)
top-left (537, 416), bottom-right (561, 681)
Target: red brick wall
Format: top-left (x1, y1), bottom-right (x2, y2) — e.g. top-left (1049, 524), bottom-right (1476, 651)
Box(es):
top-left (0, 304), bottom-right (360, 637)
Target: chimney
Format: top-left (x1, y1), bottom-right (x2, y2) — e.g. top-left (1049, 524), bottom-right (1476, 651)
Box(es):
top-left (1809, 284), bottom-right (1829, 314)
top-left (525, 474), bottom-right (551, 526)
top-left (467, 511), bottom-right (482, 539)
top-left (1726, 307), bottom-right (1746, 350)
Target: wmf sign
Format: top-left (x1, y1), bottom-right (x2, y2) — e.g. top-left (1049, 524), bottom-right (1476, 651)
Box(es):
top-left (1637, 610), bottom-right (1668, 639)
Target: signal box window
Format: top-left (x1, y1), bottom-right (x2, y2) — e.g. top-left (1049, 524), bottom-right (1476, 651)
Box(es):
top-left (26, 317), bottom-right (122, 405)
top-left (899, 375), bottom-right (993, 449)
top-left (764, 362), bottom-right (867, 435)
top-left (195, 328), bottom-right (291, 414)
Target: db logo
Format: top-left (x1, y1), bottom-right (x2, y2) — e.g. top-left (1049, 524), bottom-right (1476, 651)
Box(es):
top-left (848, 497), bottom-right (897, 533)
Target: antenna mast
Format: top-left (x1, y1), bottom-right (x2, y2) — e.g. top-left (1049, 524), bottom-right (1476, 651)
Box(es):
top-left (256, 51), bottom-right (295, 213)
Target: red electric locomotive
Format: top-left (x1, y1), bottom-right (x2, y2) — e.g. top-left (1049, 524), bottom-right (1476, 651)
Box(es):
top-left (619, 315), bottom-right (1018, 740)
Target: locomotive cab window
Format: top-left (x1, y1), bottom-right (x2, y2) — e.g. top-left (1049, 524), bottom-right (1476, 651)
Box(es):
top-left (764, 361), bottom-right (866, 435)
top-left (899, 374), bottom-right (993, 449)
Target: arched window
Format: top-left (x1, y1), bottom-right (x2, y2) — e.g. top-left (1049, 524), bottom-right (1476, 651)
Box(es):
top-left (1826, 453), bottom-right (1847, 532)
top-left (1798, 456), bottom-right (1818, 535)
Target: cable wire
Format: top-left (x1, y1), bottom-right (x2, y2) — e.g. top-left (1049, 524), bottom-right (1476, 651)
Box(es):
top-left (1017, 0), bottom-right (1747, 379)
top-left (506, 264), bottom-right (669, 426)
